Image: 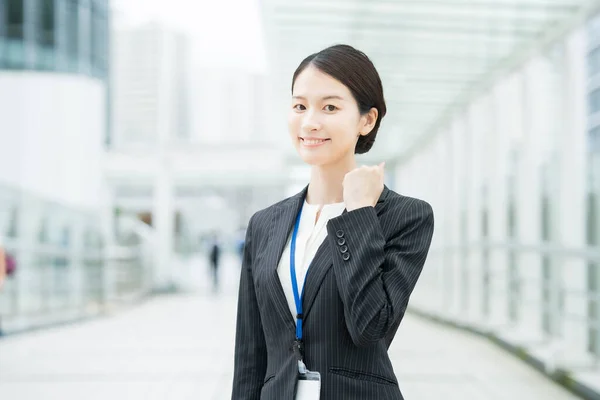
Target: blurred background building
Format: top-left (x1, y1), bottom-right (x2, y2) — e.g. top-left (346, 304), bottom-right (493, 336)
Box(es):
top-left (111, 21), bottom-right (191, 146)
top-left (0, 0), bottom-right (110, 331)
top-left (1, 0), bottom-right (600, 399)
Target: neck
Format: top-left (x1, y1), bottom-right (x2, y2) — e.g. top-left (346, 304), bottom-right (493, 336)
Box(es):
top-left (306, 157), bottom-right (356, 205)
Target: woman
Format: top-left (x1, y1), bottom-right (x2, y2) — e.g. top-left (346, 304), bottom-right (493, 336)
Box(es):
top-left (232, 44), bottom-right (434, 400)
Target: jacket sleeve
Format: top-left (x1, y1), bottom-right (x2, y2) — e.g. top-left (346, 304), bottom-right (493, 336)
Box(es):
top-left (326, 197), bottom-right (434, 347)
top-left (231, 216), bottom-right (267, 399)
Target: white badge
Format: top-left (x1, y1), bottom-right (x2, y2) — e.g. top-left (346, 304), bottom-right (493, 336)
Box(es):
top-left (296, 360), bottom-right (321, 400)
top-left (296, 379), bottom-right (321, 400)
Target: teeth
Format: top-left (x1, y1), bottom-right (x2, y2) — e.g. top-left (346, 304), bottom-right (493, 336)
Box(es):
top-left (303, 139), bottom-right (327, 145)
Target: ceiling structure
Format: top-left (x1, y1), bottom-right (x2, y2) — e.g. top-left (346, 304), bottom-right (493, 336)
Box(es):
top-left (259, 0), bottom-right (600, 165)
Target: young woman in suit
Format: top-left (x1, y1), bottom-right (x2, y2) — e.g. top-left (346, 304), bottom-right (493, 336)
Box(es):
top-left (232, 44), bottom-right (434, 400)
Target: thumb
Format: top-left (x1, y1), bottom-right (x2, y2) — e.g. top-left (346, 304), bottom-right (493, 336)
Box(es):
top-left (379, 162), bottom-right (385, 170)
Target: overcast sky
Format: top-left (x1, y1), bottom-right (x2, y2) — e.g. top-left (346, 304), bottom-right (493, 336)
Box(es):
top-left (112, 0), bottom-right (268, 73)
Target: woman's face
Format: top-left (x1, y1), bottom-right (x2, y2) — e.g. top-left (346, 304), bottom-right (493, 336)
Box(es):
top-left (288, 65), bottom-right (375, 167)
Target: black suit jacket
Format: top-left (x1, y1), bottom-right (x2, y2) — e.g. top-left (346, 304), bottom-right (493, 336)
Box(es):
top-left (232, 185), bottom-right (434, 400)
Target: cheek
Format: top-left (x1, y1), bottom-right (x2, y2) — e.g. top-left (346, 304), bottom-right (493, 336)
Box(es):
top-left (288, 113), bottom-right (301, 135)
top-left (331, 115), bottom-right (359, 143)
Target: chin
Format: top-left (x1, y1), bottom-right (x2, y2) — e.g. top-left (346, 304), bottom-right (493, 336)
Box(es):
top-left (296, 151), bottom-right (332, 166)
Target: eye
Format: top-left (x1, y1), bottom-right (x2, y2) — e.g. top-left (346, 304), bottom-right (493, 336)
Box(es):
top-left (293, 104), bottom-right (306, 111)
top-left (324, 105), bottom-right (337, 112)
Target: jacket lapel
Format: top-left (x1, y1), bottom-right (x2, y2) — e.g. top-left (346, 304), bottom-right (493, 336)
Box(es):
top-left (264, 185), bottom-right (308, 331)
top-left (302, 185), bottom-right (391, 320)
top-left (263, 184), bottom-right (391, 329)
top-left (300, 239), bottom-right (331, 321)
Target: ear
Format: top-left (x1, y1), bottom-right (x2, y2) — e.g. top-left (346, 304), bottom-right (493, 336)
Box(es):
top-left (359, 107), bottom-right (379, 136)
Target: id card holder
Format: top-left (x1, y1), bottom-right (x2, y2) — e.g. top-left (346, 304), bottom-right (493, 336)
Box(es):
top-left (296, 360), bottom-right (321, 400)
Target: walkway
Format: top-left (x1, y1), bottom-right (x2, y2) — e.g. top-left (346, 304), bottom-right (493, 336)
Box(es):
top-left (0, 255), bottom-right (579, 399)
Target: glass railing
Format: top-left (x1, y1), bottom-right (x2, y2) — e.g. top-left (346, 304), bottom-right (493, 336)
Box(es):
top-left (412, 241), bottom-right (600, 367)
top-left (0, 183), bottom-right (152, 335)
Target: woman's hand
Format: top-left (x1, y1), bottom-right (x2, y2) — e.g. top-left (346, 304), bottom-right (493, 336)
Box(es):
top-left (343, 162), bottom-right (385, 212)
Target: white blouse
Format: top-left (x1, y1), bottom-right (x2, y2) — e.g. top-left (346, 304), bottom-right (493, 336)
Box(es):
top-left (277, 200), bottom-right (346, 319)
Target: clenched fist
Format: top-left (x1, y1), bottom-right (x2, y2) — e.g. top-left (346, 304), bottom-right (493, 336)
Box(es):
top-left (343, 162), bottom-right (385, 212)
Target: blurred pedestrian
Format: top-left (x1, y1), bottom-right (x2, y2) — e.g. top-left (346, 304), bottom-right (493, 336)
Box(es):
top-left (235, 226), bottom-right (246, 263)
top-left (208, 233), bottom-right (221, 292)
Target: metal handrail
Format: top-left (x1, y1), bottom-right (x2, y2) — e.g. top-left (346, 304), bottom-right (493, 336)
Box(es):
top-left (429, 241), bottom-right (600, 260)
top-left (412, 241), bottom-right (600, 366)
top-left (0, 184), bottom-right (154, 334)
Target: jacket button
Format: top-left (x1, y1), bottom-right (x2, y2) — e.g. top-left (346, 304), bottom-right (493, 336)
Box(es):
top-left (340, 245), bottom-right (348, 254)
top-left (336, 230), bottom-right (344, 238)
top-left (337, 237), bottom-right (346, 246)
top-left (342, 253), bottom-right (350, 261)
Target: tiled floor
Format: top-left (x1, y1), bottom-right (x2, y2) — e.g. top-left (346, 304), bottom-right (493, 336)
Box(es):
top-left (0, 255), bottom-right (579, 399)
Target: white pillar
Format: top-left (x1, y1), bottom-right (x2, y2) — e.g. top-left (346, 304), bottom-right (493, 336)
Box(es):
top-left (513, 56), bottom-right (552, 343)
top-left (152, 161), bottom-right (175, 291)
top-left (487, 85), bottom-right (511, 330)
top-left (438, 128), bottom-right (454, 314)
top-left (465, 103), bottom-right (485, 327)
top-left (152, 31), bottom-right (176, 292)
top-left (427, 137), bottom-right (444, 312)
top-left (449, 118), bottom-right (469, 320)
top-left (555, 29), bottom-right (589, 366)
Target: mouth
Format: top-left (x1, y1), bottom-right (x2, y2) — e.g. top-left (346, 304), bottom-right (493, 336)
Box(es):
top-left (300, 138), bottom-right (330, 147)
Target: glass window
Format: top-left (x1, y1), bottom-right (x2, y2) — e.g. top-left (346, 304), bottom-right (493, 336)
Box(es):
top-left (589, 13), bottom-right (600, 46)
top-left (591, 90), bottom-right (600, 115)
top-left (6, 206), bottom-right (18, 237)
top-left (5, 0), bottom-right (24, 68)
top-left (38, 217), bottom-right (49, 243)
top-left (591, 126), bottom-right (600, 154)
top-left (38, 0), bottom-right (55, 46)
top-left (78, 0), bottom-right (91, 73)
top-left (586, 188), bottom-right (599, 355)
top-left (66, 0), bottom-right (79, 72)
top-left (36, 0), bottom-right (55, 70)
top-left (6, 0), bottom-right (23, 40)
top-left (91, 1), bottom-right (107, 78)
top-left (0, 2), bottom-right (5, 39)
top-left (589, 47), bottom-right (600, 78)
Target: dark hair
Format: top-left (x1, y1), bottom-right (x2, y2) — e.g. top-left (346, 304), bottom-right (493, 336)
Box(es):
top-left (291, 44), bottom-right (386, 154)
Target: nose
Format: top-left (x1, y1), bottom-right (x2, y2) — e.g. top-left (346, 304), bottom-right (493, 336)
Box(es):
top-left (301, 110), bottom-right (321, 132)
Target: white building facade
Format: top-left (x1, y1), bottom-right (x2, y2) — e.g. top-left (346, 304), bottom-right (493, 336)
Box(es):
top-left (0, 0), bottom-right (113, 333)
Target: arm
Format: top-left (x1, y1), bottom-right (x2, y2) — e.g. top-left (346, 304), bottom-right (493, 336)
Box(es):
top-left (231, 216), bottom-right (267, 400)
top-left (326, 198), bottom-right (434, 347)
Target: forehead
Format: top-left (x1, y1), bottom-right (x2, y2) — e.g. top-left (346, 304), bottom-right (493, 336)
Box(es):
top-left (292, 65), bottom-right (352, 99)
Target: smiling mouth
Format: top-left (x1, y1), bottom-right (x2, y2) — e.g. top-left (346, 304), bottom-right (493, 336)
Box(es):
top-left (300, 138), bottom-right (330, 146)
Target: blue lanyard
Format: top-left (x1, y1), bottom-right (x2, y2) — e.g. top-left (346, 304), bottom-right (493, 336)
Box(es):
top-left (290, 202), bottom-right (305, 341)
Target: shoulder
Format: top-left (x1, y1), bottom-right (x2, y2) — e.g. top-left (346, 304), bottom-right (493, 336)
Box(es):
top-left (247, 194), bottom-right (297, 235)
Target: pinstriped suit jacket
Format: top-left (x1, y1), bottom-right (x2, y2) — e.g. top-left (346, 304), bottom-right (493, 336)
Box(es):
top-left (232, 185), bottom-right (434, 400)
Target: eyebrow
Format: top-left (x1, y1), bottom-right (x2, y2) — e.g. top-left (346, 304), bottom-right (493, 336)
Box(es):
top-left (292, 95), bottom-right (345, 101)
